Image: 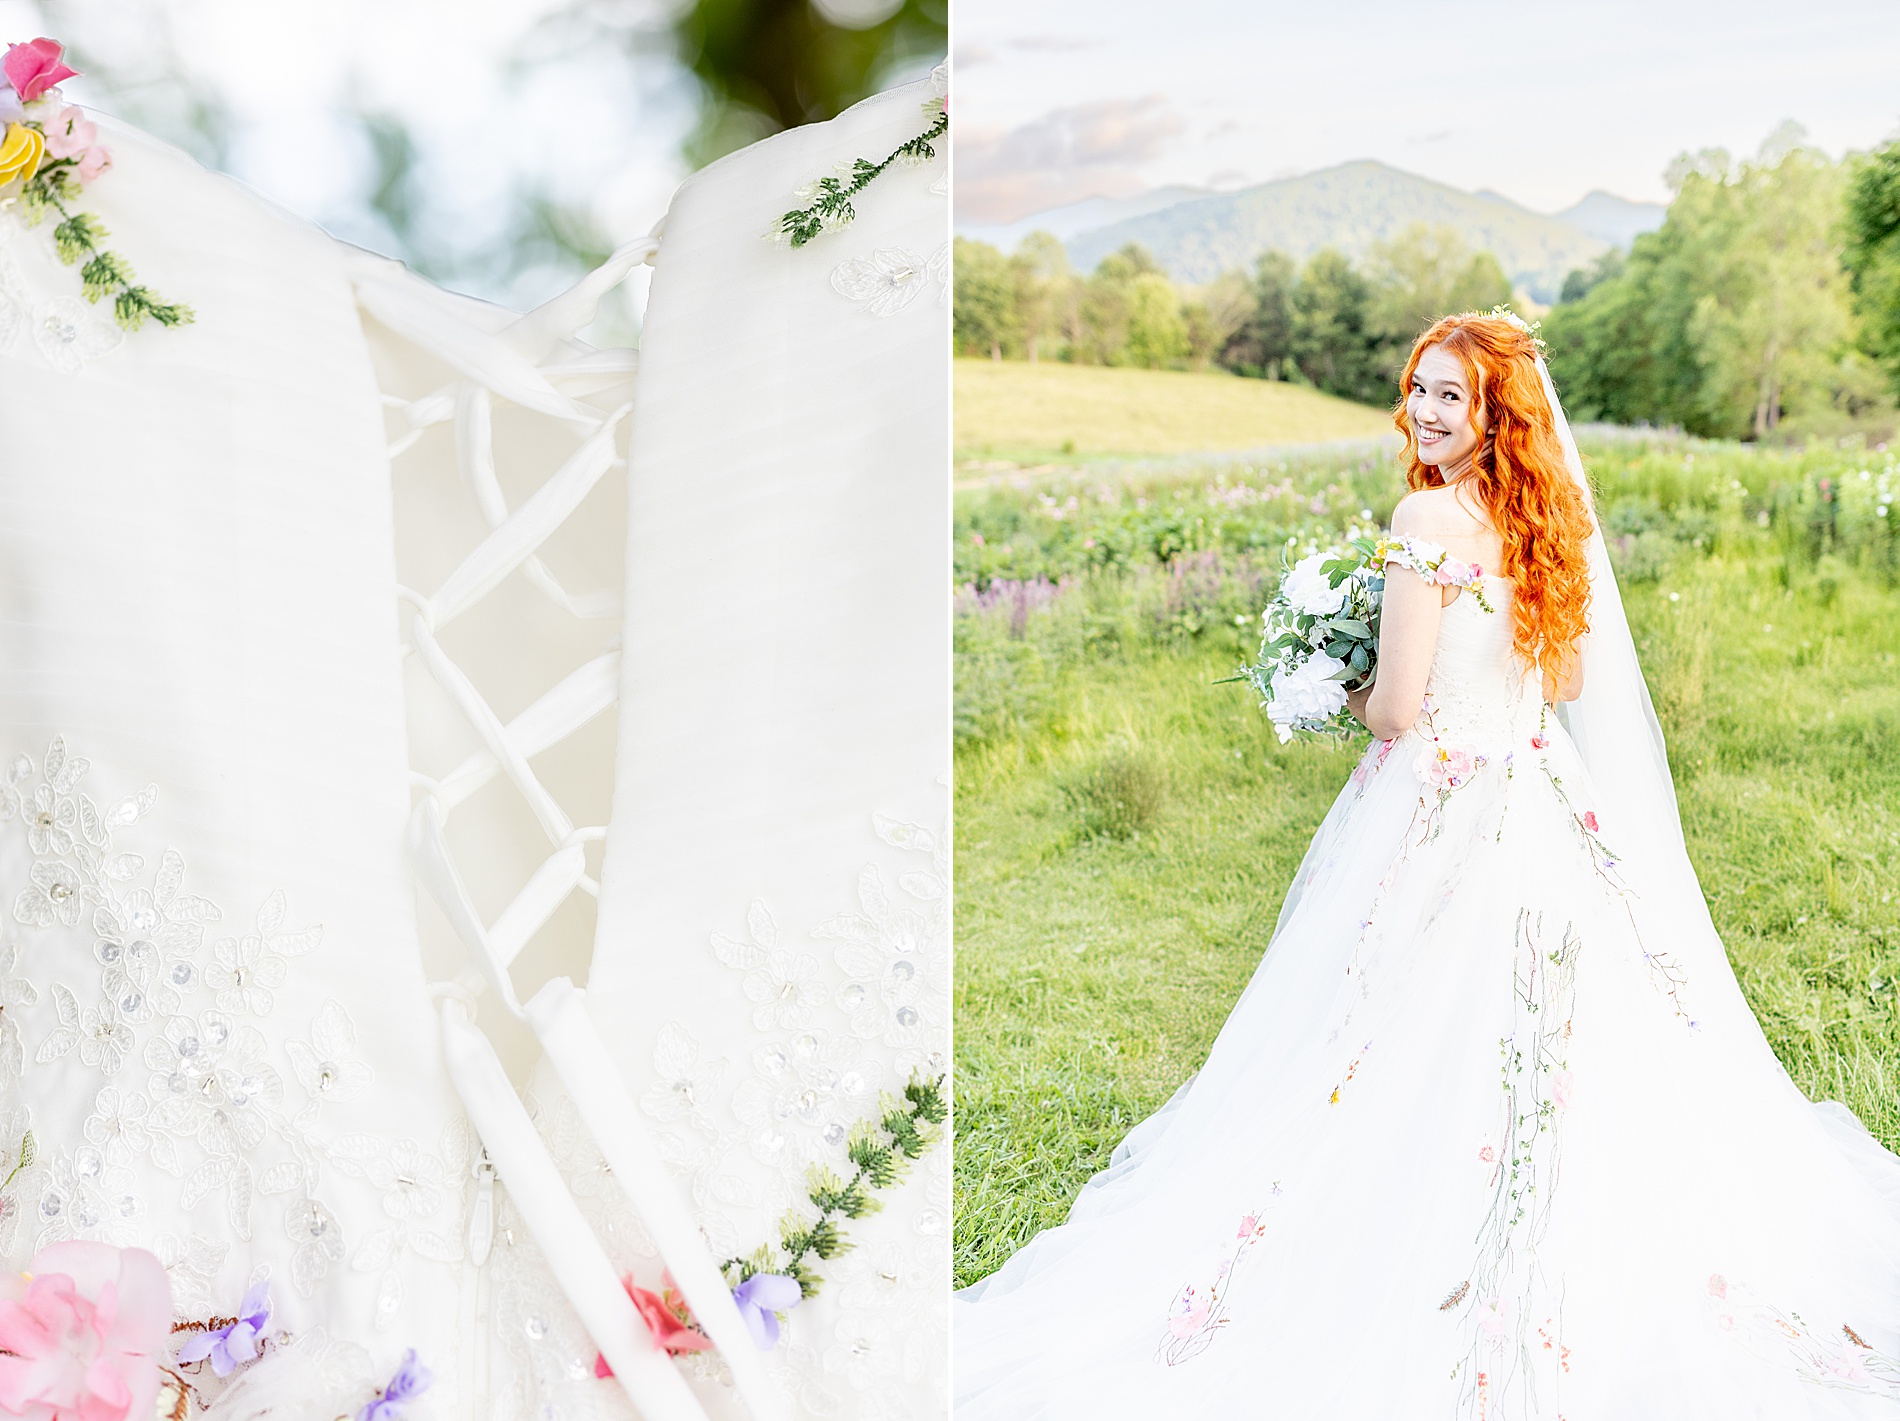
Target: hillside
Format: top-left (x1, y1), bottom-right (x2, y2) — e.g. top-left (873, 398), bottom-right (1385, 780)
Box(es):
top-left (955, 359), bottom-right (1393, 460)
top-left (1065, 160), bottom-right (1618, 300)
top-left (956, 186), bottom-right (1210, 252)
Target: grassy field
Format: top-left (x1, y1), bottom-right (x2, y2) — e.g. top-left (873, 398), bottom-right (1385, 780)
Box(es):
top-left (954, 358), bottom-right (1395, 462)
top-left (954, 438), bottom-right (1900, 1288)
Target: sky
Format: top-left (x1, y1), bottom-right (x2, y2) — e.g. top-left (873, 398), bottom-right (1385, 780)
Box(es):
top-left (953, 0), bottom-right (1900, 223)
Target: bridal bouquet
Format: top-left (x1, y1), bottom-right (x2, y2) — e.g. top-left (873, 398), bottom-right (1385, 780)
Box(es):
top-left (1233, 536), bottom-right (1492, 743)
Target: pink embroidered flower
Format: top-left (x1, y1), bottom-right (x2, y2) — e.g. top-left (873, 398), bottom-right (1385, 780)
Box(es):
top-left (1530, 733), bottom-right (1549, 750)
top-left (1416, 745), bottom-right (1481, 792)
top-left (1582, 811), bottom-right (1600, 833)
top-left (0, 1241), bottom-right (171, 1421)
top-left (1475, 1298), bottom-right (1507, 1339)
top-left (1166, 1286), bottom-right (1210, 1340)
top-left (3, 39), bottom-right (78, 103)
top-left (41, 106), bottom-right (90, 159)
top-left (593, 1278), bottom-right (711, 1377)
top-left (1707, 1274), bottom-right (1727, 1300)
top-left (1477, 1144), bottom-right (1495, 1165)
top-left (1551, 1070), bottom-right (1573, 1110)
top-left (1235, 1215), bottom-right (1256, 1239)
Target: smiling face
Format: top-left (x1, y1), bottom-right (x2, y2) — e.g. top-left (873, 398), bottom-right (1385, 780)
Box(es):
top-left (1406, 343), bottom-right (1486, 478)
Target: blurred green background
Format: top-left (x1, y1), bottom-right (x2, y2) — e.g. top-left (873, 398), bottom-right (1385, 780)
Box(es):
top-left (18, 0), bottom-right (942, 338)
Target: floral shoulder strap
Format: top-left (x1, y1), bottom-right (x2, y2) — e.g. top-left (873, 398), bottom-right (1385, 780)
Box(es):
top-left (1374, 535), bottom-right (1495, 612)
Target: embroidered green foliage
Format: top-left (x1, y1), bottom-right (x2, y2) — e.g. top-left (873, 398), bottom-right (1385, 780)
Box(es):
top-left (724, 1070), bottom-right (947, 1300)
top-left (23, 155), bottom-right (194, 331)
top-left (1, 1130), bottom-right (33, 1192)
top-left (775, 101), bottom-right (947, 248)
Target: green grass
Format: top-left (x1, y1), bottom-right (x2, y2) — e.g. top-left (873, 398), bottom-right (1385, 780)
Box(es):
top-left (954, 358), bottom-right (1395, 462)
top-left (953, 440), bottom-right (1900, 1289)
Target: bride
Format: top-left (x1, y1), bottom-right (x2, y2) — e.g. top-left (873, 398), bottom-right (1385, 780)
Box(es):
top-left (953, 312), bottom-right (1900, 1419)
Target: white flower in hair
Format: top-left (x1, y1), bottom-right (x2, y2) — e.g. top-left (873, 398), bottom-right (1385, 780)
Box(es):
top-left (1488, 304), bottom-right (1546, 350)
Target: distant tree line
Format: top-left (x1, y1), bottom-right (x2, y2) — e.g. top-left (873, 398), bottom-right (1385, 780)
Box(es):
top-left (1546, 124), bottom-right (1893, 440)
top-left (958, 123), bottom-right (1900, 440)
top-left (954, 223), bottom-right (1511, 405)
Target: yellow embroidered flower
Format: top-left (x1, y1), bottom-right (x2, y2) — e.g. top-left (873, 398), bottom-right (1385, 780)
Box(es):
top-left (0, 122), bottom-right (45, 186)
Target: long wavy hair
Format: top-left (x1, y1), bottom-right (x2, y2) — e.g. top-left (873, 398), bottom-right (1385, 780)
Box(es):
top-left (1392, 312), bottom-right (1594, 678)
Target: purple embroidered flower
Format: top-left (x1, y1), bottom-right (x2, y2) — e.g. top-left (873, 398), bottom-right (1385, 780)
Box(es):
top-left (176, 1281), bottom-right (270, 1376)
top-left (358, 1349), bottom-right (433, 1421)
top-left (731, 1273), bottom-right (803, 1350)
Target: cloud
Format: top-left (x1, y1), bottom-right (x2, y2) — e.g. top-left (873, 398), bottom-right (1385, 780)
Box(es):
top-left (956, 96), bottom-right (1185, 223)
top-left (1008, 35), bottom-right (1100, 52)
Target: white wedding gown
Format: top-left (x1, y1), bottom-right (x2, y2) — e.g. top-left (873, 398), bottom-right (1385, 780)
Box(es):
top-left (0, 64), bottom-right (945, 1421)
top-left (955, 562), bottom-right (1900, 1418)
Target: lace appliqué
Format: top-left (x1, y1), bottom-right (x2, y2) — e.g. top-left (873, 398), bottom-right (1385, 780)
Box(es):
top-left (0, 737), bottom-right (462, 1325)
top-left (830, 245), bottom-right (948, 318)
top-left (628, 810), bottom-right (949, 1416)
top-left (0, 206), bottom-right (123, 372)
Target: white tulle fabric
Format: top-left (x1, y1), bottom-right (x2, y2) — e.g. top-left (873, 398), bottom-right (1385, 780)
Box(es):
top-left (954, 373), bottom-right (1900, 1417)
top-left (0, 68), bottom-right (946, 1421)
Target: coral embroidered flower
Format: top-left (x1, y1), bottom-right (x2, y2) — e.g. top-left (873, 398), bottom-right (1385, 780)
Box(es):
top-left (174, 1279), bottom-right (270, 1376)
top-left (1582, 811), bottom-right (1600, 833)
top-left (594, 1278), bottom-right (712, 1376)
top-left (1530, 733), bottom-right (1549, 749)
top-left (3, 39), bottom-right (78, 103)
top-left (0, 1240), bottom-right (171, 1421)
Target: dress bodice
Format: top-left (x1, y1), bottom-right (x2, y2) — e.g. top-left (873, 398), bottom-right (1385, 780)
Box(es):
top-left (1414, 578), bottom-right (1542, 752)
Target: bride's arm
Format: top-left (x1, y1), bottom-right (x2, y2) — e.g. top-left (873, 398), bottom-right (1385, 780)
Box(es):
top-left (1350, 566), bottom-right (1444, 739)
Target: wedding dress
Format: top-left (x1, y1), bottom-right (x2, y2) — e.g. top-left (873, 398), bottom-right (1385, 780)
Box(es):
top-left (0, 60), bottom-right (945, 1421)
top-left (953, 371), bottom-right (1900, 1419)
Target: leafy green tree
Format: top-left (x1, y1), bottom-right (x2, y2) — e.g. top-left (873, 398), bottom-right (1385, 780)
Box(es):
top-left (1125, 272), bottom-right (1189, 368)
top-left (1075, 244), bottom-right (1164, 364)
top-left (1558, 248), bottom-right (1626, 304)
top-left (1292, 249), bottom-right (1387, 403)
top-left (1549, 129), bottom-right (1877, 438)
top-left (1365, 224), bottom-right (1512, 360)
top-left (1186, 269), bottom-right (1255, 370)
top-left (954, 237), bottom-right (1014, 360)
top-left (1845, 138), bottom-right (1900, 398)
top-left (1010, 231), bottom-right (1070, 363)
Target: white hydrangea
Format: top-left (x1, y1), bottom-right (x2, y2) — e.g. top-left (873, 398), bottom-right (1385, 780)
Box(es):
top-left (1266, 652), bottom-right (1349, 742)
top-left (1281, 554), bottom-right (1347, 617)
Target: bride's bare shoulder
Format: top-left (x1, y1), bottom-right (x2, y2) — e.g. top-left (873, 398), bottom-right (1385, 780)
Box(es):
top-left (1391, 485), bottom-right (1485, 540)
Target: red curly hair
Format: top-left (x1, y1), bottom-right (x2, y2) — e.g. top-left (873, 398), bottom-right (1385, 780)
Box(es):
top-left (1392, 313), bottom-right (1595, 678)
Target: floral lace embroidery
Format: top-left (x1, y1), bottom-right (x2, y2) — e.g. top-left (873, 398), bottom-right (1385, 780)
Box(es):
top-left (1444, 910), bottom-right (1578, 1417)
top-left (0, 736), bottom-right (461, 1324)
top-left (830, 244), bottom-right (948, 318)
top-left (633, 808), bottom-right (948, 1415)
top-left (1707, 1273), bottom-right (1900, 1397)
top-left (0, 208), bottom-right (123, 373)
top-left (1157, 1199), bottom-right (1275, 1366)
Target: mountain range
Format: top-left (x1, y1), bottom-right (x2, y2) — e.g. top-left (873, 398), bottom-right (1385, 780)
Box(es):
top-left (955, 162), bottom-right (1666, 304)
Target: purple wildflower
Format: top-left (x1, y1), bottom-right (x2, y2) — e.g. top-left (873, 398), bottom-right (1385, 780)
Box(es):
top-left (730, 1272), bottom-right (803, 1350)
top-left (176, 1281), bottom-right (271, 1377)
top-left (359, 1349), bottom-right (433, 1421)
